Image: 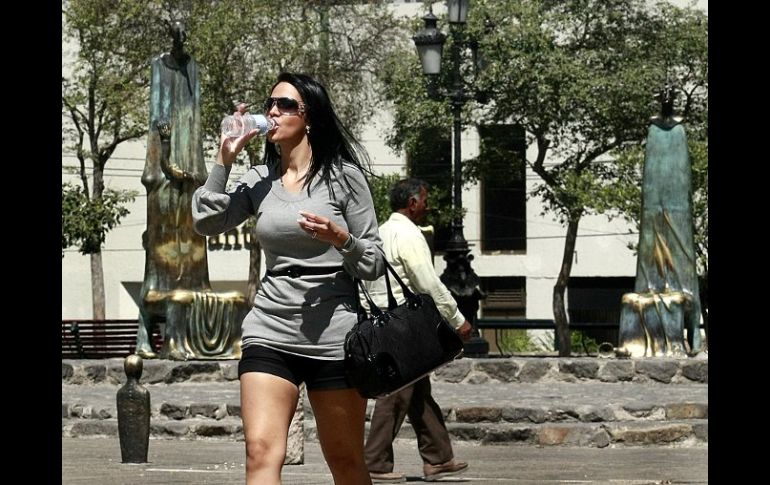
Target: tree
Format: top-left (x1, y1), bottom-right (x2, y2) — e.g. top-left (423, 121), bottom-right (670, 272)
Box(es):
top-left (369, 173), bottom-right (402, 224)
top-left (62, 0), bottom-right (167, 318)
top-left (62, 183), bottom-right (136, 257)
top-left (380, 0), bottom-right (707, 355)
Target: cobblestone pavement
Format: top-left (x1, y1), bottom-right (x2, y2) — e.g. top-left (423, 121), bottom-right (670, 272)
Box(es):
top-left (62, 437), bottom-right (708, 485)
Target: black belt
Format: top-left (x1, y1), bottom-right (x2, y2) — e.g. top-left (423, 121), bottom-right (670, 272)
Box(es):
top-left (266, 265), bottom-right (344, 278)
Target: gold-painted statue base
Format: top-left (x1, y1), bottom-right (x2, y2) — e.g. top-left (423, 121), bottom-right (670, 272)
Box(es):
top-left (618, 290), bottom-right (693, 357)
top-left (144, 289), bottom-right (246, 361)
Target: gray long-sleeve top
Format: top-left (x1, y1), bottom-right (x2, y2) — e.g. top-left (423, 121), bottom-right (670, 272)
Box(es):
top-left (192, 162), bottom-right (384, 359)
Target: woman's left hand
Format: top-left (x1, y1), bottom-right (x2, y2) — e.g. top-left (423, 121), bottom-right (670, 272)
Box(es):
top-left (298, 211), bottom-right (349, 248)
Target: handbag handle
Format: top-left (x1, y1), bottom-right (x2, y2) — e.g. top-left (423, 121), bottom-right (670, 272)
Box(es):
top-left (383, 262), bottom-right (398, 310)
top-left (355, 254), bottom-right (422, 323)
top-left (380, 257), bottom-right (421, 307)
top-left (356, 278), bottom-right (384, 319)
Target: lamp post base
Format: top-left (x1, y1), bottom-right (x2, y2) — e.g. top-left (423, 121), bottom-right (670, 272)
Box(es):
top-left (441, 229), bottom-right (489, 358)
top-left (462, 336), bottom-right (489, 357)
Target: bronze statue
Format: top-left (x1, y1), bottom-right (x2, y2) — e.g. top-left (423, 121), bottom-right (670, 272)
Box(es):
top-left (117, 355), bottom-right (150, 463)
top-left (137, 21), bottom-right (245, 360)
top-left (618, 86), bottom-right (703, 357)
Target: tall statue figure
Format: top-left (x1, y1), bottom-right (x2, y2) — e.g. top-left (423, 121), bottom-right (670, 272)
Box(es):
top-left (618, 86), bottom-right (702, 357)
top-left (136, 21), bottom-right (245, 360)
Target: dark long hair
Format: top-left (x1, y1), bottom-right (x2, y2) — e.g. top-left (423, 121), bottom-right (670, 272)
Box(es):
top-left (263, 72), bottom-right (372, 196)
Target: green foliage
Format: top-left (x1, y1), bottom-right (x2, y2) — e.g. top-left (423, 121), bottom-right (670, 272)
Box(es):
top-left (367, 171), bottom-right (457, 232)
top-left (181, 0), bottom-right (408, 157)
top-left (63, 1), bottom-right (408, 164)
top-left (500, 329), bottom-right (539, 353)
top-left (570, 330), bottom-right (600, 355)
top-left (530, 329), bottom-right (600, 354)
top-left (424, 184), bottom-right (460, 233)
top-left (467, 0), bottom-right (704, 220)
top-left (378, 42), bottom-right (453, 157)
top-left (381, 0), bottom-right (707, 223)
top-left (368, 173), bottom-right (403, 224)
top-left (62, 183), bottom-right (137, 256)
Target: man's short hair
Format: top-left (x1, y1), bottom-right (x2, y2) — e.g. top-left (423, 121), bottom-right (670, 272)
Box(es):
top-left (389, 178), bottom-right (428, 212)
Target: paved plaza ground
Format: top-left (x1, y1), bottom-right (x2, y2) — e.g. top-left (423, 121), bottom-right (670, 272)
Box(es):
top-left (63, 436), bottom-right (707, 485)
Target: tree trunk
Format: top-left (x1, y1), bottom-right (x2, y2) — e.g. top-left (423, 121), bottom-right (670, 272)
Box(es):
top-left (553, 215), bottom-right (581, 356)
top-left (318, 6), bottom-right (331, 86)
top-left (91, 251), bottom-right (106, 320)
top-left (91, 161), bottom-right (107, 319)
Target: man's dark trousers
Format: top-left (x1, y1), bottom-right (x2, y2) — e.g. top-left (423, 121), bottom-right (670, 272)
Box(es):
top-left (365, 376), bottom-right (454, 472)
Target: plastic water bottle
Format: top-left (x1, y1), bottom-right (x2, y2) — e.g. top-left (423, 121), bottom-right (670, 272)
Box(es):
top-left (220, 113), bottom-right (276, 138)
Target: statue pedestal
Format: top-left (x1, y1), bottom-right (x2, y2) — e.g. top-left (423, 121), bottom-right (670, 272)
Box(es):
top-left (618, 290), bottom-right (692, 357)
top-left (150, 289), bottom-right (247, 361)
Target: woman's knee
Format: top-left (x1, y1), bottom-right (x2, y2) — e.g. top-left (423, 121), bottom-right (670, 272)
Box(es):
top-left (244, 436), bottom-right (285, 468)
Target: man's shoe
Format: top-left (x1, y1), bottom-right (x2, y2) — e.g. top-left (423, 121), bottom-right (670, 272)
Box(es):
top-left (369, 471), bottom-right (406, 483)
top-left (423, 459), bottom-right (469, 481)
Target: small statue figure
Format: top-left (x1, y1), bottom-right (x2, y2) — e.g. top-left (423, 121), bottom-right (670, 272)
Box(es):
top-left (117, 355), bottom-right (150, 463)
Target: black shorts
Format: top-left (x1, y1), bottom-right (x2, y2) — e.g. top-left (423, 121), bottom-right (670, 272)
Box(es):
top-left (238, 345), bottom-right (351, 391)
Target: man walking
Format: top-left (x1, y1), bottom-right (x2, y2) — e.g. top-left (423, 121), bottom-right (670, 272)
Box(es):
top-left (364, 178), bottom-right (472, 483)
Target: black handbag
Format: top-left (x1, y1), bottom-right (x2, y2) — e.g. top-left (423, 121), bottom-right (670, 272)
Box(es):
top-left (344, 258), bottom-right (464, 399)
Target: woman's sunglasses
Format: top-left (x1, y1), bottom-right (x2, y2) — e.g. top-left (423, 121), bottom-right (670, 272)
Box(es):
top-left (263, 96), bottom-right (306, 115)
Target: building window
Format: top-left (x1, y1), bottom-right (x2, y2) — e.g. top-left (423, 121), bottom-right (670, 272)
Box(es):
top-left (478, 124), bottom-right (526, 251)
top-left (480, 276), bottom-right (526, 318)
top-left (407, 126), bottom-right (452, 252)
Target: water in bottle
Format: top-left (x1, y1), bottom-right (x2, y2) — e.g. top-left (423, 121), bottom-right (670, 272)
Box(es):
top-left (221, 113), bottom-right (276, 138)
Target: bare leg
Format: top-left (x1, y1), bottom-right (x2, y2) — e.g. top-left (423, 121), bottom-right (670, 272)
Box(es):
top-left (240, 372), bottom-right (299, 485)
top-left (309, 388), bottom-right (372, 485)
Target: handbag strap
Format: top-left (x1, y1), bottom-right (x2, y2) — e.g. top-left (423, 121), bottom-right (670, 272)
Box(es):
top-left (380, 255), bottom-right (419, 305)
top-left (356, 278), bottom-right (384, 320)
top-left (383, 262), bottom-right (399, 310)
top-left (353, 280), bottom-right (370, 322)
top-left (355, 250), bottom-right (421, 318)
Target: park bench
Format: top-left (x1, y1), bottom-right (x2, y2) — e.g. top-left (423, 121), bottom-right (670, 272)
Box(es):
top-left (61, 319), bottom-right (164, 359)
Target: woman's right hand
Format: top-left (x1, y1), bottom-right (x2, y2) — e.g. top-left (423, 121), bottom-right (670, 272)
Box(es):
top-left (216, 103), bottom-right (259, 167)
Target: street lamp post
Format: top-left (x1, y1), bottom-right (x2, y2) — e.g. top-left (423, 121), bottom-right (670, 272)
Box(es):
top-left (413, 0), bottom-right (488, 356)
